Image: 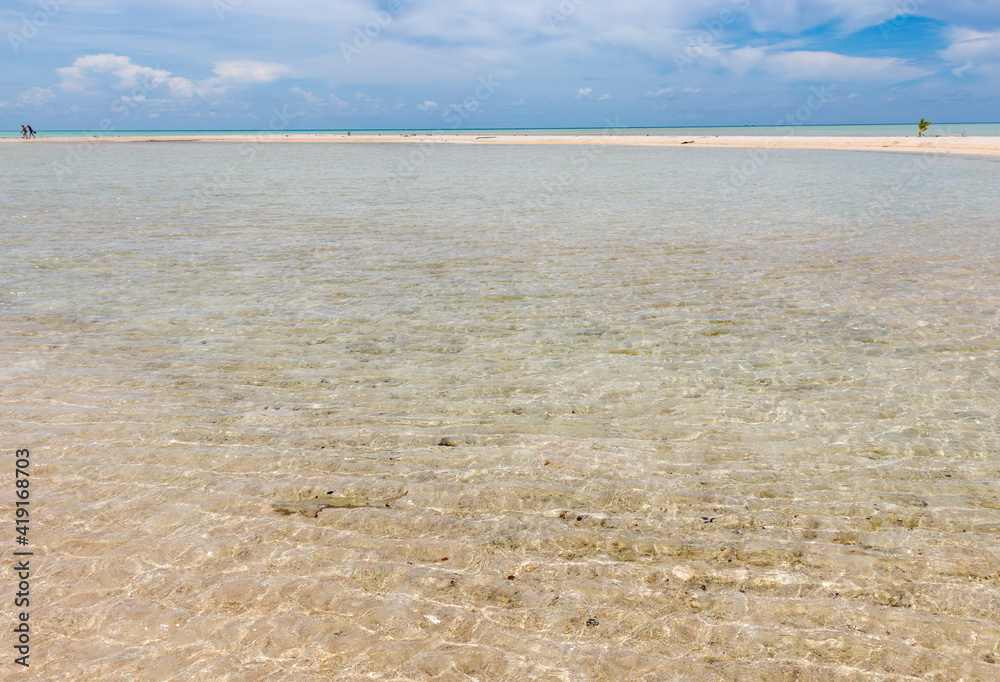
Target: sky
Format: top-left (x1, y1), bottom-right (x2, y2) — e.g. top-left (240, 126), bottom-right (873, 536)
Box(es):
top-left (2, 0), bottom-right (999, 130)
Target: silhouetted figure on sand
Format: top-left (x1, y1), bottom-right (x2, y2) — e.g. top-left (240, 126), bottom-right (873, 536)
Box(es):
top-left (27, 125), bottom-right (36, 138)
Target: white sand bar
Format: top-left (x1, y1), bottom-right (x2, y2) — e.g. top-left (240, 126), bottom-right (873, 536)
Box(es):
top-left (7, 133), bottom-right (1000, 156)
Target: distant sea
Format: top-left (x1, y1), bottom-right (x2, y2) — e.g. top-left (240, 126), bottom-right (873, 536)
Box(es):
top-left (3, 122), bottom-right (1000, 138)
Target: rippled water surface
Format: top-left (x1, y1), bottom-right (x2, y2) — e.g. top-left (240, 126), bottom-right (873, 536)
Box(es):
top-left (2, 142), bottom-right (1000, 680)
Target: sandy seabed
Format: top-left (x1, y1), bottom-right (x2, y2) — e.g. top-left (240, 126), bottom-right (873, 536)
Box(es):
top-left (2, 140), bottom-right (1000, 681)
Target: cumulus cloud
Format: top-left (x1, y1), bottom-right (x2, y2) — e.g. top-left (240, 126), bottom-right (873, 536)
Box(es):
top-left (56, 54), bottom-right (194, 97)
top-left (13, 1), bottom-right (1000, 127)
top-left (52, 54), bottom-right (292, 101)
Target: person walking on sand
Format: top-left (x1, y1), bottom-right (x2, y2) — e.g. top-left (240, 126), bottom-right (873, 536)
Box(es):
top-left (27, 125), bottom-right (35, 138)
top-left (21, 125), bottom-right (27, 139)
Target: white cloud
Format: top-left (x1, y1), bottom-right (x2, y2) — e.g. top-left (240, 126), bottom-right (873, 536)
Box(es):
top-left (940, 28), bottom-right (1000, 79)
top-left (645, 88), bottom-right (674, 99)
top-left (291, 86), bottom-right (323, 103)
top-left (720, 46), bottom-right (769, 75)
top-left (443, 98), bottom-right (479, 116)
top-left (741, 1), bottom-right (1000, 34)
top-left (745, 0), bottom-right (900, 34)
top-left (12, 1), bottom-right (1000, 128)
top-left (291, 88), bottom-right (349, 107)
top-left (17, 87), bottom-right (56, 107)
top-left (941, 28), bottom-right (1000, 68)
top-left (712, 47), bottom-right (930, 83)
top-left (761, 51), bottom-right (931, 82)
top-left (213, 60), bottom-right (293, 84)
top-left (646, 87), bottom-right (700, 99)
top-left (51, 54), bottom-right (292, 102)
top-left (56, 54), bottom-right (194, 97)
top-left (598, 93), bottom-right (611, 100)
top-left (918, 1), bottom-right (1000, 31)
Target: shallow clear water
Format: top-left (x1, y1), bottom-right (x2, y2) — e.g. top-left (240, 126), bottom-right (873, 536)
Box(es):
top-left (2, 143), bottom-right (1000, 679)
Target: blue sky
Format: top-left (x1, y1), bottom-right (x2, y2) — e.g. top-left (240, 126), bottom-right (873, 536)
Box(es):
top-left (2, 0), bottom-right (999, 130)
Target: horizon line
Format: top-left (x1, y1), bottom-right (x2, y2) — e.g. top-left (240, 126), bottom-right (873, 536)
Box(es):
top-left (5, 121), bottom-right (999, 134)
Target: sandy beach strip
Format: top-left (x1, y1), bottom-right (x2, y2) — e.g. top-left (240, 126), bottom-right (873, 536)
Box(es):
top-left (5, 133), bottom-right (1000, 156)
